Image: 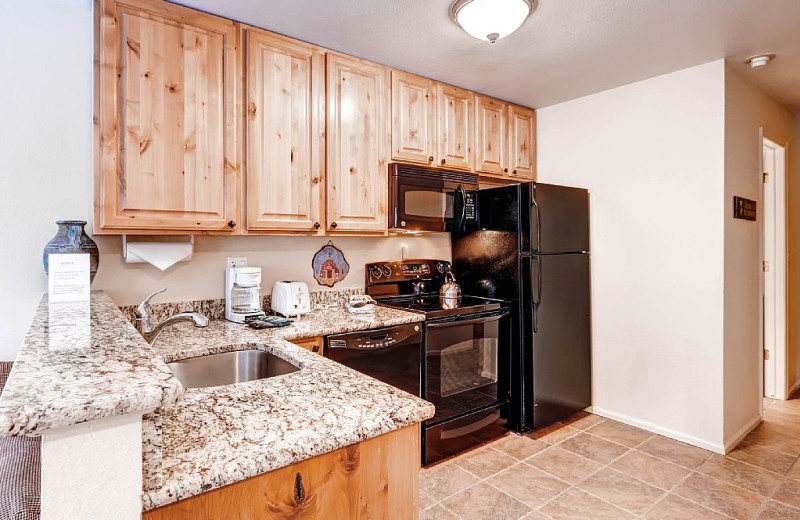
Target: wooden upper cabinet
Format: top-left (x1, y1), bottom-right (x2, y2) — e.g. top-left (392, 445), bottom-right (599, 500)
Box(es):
top-left (95, 0), bottom-right (239, 232)
top-left (326, 53), bottom-right (389, 233)
top-left (245, 30), bottom-right (324, 233)
top-left (391, 71), bottom-right (434, 165)
top-left (507, 104), bottom-right (536, 179)
top-left (436, 84), bottom-right (473, 171)
top-left (475, 95), bottom-right (508, 175)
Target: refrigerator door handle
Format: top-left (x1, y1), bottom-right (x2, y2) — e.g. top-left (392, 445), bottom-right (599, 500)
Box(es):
top-left (531, 191), bottom-right (541, 253)
top-left (531, 256), bottom-right (542, 333)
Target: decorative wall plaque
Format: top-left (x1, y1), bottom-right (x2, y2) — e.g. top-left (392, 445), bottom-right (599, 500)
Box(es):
top-left (312, 241), bottom-right (350, 287)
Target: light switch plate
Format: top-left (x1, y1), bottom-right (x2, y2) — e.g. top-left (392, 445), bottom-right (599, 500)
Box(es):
top-left (227, 257), bottom-right (247, 268)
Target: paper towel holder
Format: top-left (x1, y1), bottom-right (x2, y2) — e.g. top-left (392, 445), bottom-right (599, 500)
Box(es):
top-left (122, 235), bottom-right (195, 260)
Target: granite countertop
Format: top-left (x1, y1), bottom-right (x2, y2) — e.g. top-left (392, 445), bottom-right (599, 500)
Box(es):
top-left (0, 292), bottom-right (183, 437)
top-left (143, 307), bottom-right (433, 510)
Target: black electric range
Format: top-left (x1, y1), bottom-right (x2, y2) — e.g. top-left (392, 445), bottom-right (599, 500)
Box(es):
top-left (361, 259), bottom-right (512, 465)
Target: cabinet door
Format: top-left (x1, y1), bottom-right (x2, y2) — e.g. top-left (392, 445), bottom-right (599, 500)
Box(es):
top-left (326, 53), bottom-right (389, 233)
top-left (507, 105), bottom-right (536, 179)
top-left (436, 84), bottom-right (473, 171)
top-left (96, 0), bottom-right (238, 232)
top-left (391, 70), bottom-right (434, 165)
top-left (475, 95), bottom-right (508, 175)
top-left (246, 30), bottom-right (324, 232)
top-left (290, 336), bottom-right (323, 355)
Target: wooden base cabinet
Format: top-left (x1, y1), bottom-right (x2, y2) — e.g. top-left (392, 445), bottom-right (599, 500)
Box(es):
top-left (143, 425), bottom-right (421, 520)
top-left (326, 53), bottom-right (390, 234)
top-left (95, 0), bottom-right (239, 233)
top-left (245, 29), bottom-right (325, 233)
top-left (290, 336), bottom-right (324, 355)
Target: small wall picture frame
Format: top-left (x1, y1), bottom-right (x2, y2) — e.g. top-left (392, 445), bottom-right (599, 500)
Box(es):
top-left (312, 241), bottom-right (350, 287)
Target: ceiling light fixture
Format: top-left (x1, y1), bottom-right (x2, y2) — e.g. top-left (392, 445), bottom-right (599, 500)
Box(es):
top-left (745, 54), bottom-right (776, 70)
top-left (450, 0), bottom-right (537, 44)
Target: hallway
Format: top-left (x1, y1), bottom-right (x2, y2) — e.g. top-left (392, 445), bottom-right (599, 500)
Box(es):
top-left (420, 398), bottom-right (800, 519)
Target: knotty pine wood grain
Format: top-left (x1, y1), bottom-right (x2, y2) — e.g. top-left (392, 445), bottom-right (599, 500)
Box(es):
top-left (435, 83), bottom-right (474, 171)
top-left (143, 424), bottom-right (420, 520)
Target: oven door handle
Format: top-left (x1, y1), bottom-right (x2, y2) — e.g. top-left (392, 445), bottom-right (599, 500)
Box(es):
top-left (426, 312), bottom-right (507, 329)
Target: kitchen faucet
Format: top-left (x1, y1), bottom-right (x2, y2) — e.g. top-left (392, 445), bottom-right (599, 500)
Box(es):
top-left (134, 288), bottom-right (209, 345)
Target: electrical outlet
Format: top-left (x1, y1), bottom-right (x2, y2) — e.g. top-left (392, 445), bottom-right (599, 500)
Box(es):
top-left (227, 257), bottom-right (247, 268)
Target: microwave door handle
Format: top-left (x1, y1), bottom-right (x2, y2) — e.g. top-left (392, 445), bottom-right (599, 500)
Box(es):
top-left (456, 184), bottom-right (467, 228)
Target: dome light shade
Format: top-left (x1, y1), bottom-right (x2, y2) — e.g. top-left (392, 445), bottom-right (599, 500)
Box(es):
top-left (450, 0), bottom-right (536, 43)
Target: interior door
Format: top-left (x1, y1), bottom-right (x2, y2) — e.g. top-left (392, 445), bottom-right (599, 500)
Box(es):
top-left (531, 253), bottom-right (591, 429)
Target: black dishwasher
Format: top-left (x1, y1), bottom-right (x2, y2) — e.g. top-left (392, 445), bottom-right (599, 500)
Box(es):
top-left (324, 322), bottom-right (423, 397)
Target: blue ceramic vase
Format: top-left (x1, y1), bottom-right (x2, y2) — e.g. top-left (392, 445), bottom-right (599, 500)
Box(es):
top-left (43, 220), bottom-right (100, 282)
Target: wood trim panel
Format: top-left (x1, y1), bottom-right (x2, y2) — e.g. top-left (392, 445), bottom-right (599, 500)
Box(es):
top-left (143, 424), bottom-right (420, 520)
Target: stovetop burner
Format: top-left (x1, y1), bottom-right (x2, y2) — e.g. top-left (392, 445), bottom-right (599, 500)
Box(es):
top-left (376, 294), bottom-right (503, 319)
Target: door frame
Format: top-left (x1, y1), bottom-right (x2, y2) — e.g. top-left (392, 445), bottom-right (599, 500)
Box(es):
top-left (761, 129), bottom-right (789, 400)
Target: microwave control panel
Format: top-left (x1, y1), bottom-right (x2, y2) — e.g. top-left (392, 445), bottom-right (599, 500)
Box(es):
top-left (464, 192), bottom-right (477, 221)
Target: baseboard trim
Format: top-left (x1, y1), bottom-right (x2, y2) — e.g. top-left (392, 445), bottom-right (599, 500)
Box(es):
top-left (723, 414), bottom-right (762, 454)
top-left (591, 406), bottom-right (726, 454)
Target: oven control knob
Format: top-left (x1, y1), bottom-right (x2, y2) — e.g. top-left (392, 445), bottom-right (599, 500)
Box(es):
top-left (414, 325), bottom-right (420, 332)
top-left (437, 262), bottom-right (447, 274)
top-left (370, 267), bottom-right (382, 279)
top-left (382, 265), bottom-right (392, 277)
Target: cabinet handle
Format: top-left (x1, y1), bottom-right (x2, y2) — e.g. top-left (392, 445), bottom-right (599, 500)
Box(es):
top-left (331, 222), bottom-right (338, 229)
top-left (227, 220), bottom-right (236, 228)
top-left (312, 344), bottom-right (320, 353)
top-left (512, 169), bottom-right (518, 175)
top-left (503, 168), bottom-right (509, 173)
top-left (428, 156), bottom-right (434, 163)
top-left (313, 222), bottom-right (321, 229)
top-left (441, 159), bottom-right (446, 165)
top-left (294, 473), bottom-right (305, 504)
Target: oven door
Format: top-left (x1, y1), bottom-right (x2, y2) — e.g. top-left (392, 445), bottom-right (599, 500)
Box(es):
top-left (390, 168), bottom-right (478, 232)
top-left (424, 310), bottom-right (511, 424)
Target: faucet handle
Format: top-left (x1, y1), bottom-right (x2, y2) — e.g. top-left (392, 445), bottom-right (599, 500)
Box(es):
top-left (136, 288), bottom-right (166, 319)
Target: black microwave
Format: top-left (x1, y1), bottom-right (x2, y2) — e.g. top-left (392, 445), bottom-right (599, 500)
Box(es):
top-left (389, 163), bottom-right (479, 232)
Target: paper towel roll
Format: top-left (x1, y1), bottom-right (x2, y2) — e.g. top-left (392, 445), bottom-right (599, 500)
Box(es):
top-left (124, 239), bottom-right (193, 271)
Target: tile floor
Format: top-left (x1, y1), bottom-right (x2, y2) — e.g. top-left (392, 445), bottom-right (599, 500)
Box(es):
top-left (420, 397), bottom-right (800, 520)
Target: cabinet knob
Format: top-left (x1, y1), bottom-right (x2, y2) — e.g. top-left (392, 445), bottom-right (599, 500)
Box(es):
top-left (313, 222), bottom-right (321, 229)
top-left (441, 159), bottom-right (446, 165)
top-left (503, 168), bottom-right (509, 173)
top-left (428, 156), bottom-right (434, 163)
top-left (330, 222), bottom-right (338, 229)
top-left (227, 220), bottom-right (236, 228)
top-left (312, 345), bottom-right (320, 353)
top-left (512, 169), bottom-right (517, 175)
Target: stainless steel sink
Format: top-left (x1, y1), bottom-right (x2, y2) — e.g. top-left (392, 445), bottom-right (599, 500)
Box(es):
top-left (166, 350), bottom-right (300, 389)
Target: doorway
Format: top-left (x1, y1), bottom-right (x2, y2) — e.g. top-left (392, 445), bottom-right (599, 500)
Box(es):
top-left (762, 136), bottom-right (787, 399)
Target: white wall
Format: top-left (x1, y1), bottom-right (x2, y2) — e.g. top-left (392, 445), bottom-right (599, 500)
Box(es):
top-left (723, 64), bottom-right (797, 442)
top-left (0, 0), bottom-right (450, 361)
top-left (537, 61), bottom-right (728, 450)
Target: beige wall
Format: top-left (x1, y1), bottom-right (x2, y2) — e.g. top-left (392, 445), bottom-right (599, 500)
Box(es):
top-left (538, 61), bottom-right (728, 451)
top-left (0, 0), bottom-right (449, 361)
top-left (790, 113), bottom-right (800, 394)
top-left (723, 64), bottom-right (797, 443)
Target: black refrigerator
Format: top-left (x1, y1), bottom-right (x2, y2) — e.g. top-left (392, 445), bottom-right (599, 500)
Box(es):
top-left (451, 182), bottom-right (591, 432)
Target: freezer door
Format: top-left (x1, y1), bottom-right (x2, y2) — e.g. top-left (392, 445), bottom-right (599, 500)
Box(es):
top-left (531, 183), bottom-right (590, 254)
top-left (530, 252), bottom-right (591, 430)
